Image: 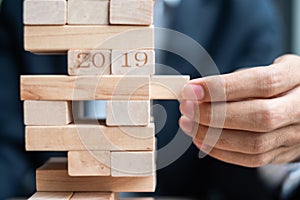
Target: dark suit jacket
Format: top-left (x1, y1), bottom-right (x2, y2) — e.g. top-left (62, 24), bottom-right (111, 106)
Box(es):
top-left (0, 0), bottom-right (288, 199)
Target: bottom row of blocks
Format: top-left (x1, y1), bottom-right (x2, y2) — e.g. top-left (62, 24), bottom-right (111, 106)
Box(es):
top-left (29, 192), bottom-right (154, 200)
top-left (68, 151), bottom-right (155, 177)
top-left (24, 100), bottom-right (150, 126)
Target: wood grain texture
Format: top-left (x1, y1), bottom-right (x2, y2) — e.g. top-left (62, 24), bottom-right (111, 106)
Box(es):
top-left (111, 50), bottom-right (155, 75)
top-left (20, 75), bottom-right (150, 100)
top-left (24, 25), bottom-right (154, 53)
top-left (71, 192), bottom-right (117, 200)
top-left (23, 0), bottom-right (67, 25)
top-left (20, 75), bottom-right (190, 100)
top-left (111, 152), bottom-right (155, 177)
top-left (68, 50), bottom-right (111, 75)
top-left (106, 100), bottom-right (150, 126)
top-left (24, 101), bottom-right (73, 126)
top-left (68, 0), bottom-right (109, 25)
top-left (28, 192), bottom-right (73, 200)
top-left (110, 0), bottom-right (153, 25)
top-left (150, 76), bottom-right (190, 100)
top-left (36, 158), bottom-right (156, 192)
top-left (26, 122), bottom-right (155, 151)
top-left (68, 151), bottom-right (111, 176)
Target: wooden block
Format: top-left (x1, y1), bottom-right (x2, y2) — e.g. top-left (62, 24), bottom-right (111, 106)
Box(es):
top-left (68, 0), bottom-right (109, 25)
top-left (71, 192), bottom-right (117, 200)
top-left (28, 192), bottom-right (73, 200)
top-left (68, 50), bottom-right (111, 75)
top-left (24, 25), bottom-right (154, 53)
top-left (150, 76), bottom-right (190, 100)
top-left (110, 0), bottom-right (153, 25)
top-left (111, 152), bottom-right (155, 177)
top-left (111, 50), bottom-right (154, 75)
top-left (20, 75), bottom-right (150, 100)
top-left (68, 151), bottom-right (111, 176)
top-left (24, 101), bottom-right (72, 126)
top-left (23, 0), bottom-right (67, 25)
top-left (36, 158), bottom-right (156, 192)
top-left (106, 101), bottom-right (150, 126)
top-left (26, 122), bottom-right (155, 151)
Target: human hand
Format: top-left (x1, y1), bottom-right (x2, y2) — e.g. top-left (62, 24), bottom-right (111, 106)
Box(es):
top-left (179, 54), bottom-right (300, 167)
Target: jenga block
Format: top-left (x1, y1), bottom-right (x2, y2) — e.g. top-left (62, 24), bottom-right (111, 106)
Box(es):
top-left (24, 101), bottom-right (72, 126)
top-left (110, 0), bottom-right (153, 25)
top-left (28, 192), bottom-right (73, 200)
top-left (24, 25), bottom-right (154, 53)
top-left (71, 192), bottom-right (117, 200)
top-left (106, 101), bottom-right (150, 126)
top-left (68, 151), bottom-right (111, 176)
top-left (111, 50), bottom-right (154, 75)
top-left (111, 152), bottom-right (155, 177)
top-left (68, 50), bottom-right (111, 75)
top-left (36, 158), bottom-right (156, 192)
top-left (150, 76), bottom-right (190, 100)
top-left (23, 0), bottom-right (67, 25)
top-left (68, 0), bottom-right (109, 25)
top-left (26, 123), bottom-right (155, 151)
top-left (20, 75), bottom-right (150, 100)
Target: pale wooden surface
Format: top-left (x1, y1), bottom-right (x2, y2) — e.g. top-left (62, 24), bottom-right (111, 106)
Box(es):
top-left (71, 192), bottom-right (117, 200)
top-left (68, 151), bottom-right (111, 176)
top-left (21, 75), bottom-right (190, 100)
top-left (111, 50), bottom-right (155, 75)
top-left (110, 0), bottom-right (153, 25)
top-left (24, 25), bottom-right (154, 53)
top-left (21, 75), bottom-right (150, 100)
top-left (25, 122), bottom-right (155, 151)
top-left (68, 0), bottom-right (109, 25)
top-left (106, 101), bottom-right (150, 126)
top-left (24, 101), bottom-right (72, 126)
top-left (28, 192), bottom-right (73, 200)
top-left (23, 0), bottom-right (67, 25)
top-left (151, 76), bottom-right (190, 100)
top-left (111, 152), bottom-right (155, 177)
top-left (68, 50), bottom-right (111, 75)
top-left (36, 158), bottom-right (156, 192)
top-left (27, 192), bottom-right (155, 200)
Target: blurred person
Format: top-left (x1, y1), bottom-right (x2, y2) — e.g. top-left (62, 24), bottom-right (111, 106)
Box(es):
top-left (0, 0), bottom-right (298, 200)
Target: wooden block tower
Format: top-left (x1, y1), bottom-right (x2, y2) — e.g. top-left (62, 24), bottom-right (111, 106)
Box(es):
top-left (21, 0), bottom-right (190, 199)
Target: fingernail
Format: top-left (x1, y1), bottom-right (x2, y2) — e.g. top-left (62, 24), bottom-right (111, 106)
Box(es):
top-left (183, 84), bottom-right (205, 100)
top-left (179, 116), bottom-right (194, 134)
top-left (180, 100), bottom-right (195, 119)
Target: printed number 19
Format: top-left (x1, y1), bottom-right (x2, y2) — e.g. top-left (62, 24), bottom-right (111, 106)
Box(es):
top-left (122, 52), bottom-right (148, 67)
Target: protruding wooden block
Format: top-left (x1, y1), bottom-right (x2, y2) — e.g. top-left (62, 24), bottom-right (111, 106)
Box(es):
top-left (68, 151), bottom-right (111, 176)
top-left (68, 50), bottom-right (111, 75)
top-left (24, 25), bottom-right (154, 53)
top-left (23, 0), bottom-right (67, 25)
top-left (26, 122), bottom-right (155, 151)
top-left (24, 101), bottom-right (72, 126)
top-left (150, 76), bottom-right (190, 100)
top-left (111, 152), bottom-right (155, 177)
top-left (111, 50), bottom-right (154, 75)
top-left (36, 158), bottom-right (156, 192)
top-left (28, 192), bottom-right (73, 200)
top-left (110, 0), bottom-right (153, 25)
top-left (106, 101), bottom-right (150, 126)
top-left (68, 0), bottom-right (109, 25)
top-left (20, 75), bottom-right (150, 100)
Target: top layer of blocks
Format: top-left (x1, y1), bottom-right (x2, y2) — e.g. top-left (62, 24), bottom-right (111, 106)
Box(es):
top-left (23, 0), bottom-right (154, 25)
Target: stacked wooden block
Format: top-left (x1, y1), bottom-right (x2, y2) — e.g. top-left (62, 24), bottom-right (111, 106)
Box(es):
top-left (21, 0), bottom-right (189, 199)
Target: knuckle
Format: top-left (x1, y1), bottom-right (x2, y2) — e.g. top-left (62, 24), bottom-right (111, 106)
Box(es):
top-left (258, 68), bottom-right (282, 97)
top-left (252, 154), bottom-right (269, 167)
top-left (253, 102), bottom-right (277, 132)
top-left (250, 135), bottom-right (267, 154)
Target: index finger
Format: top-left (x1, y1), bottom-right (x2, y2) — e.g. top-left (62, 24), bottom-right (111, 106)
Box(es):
top-left (183, 55), bottom-right (300, 102)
